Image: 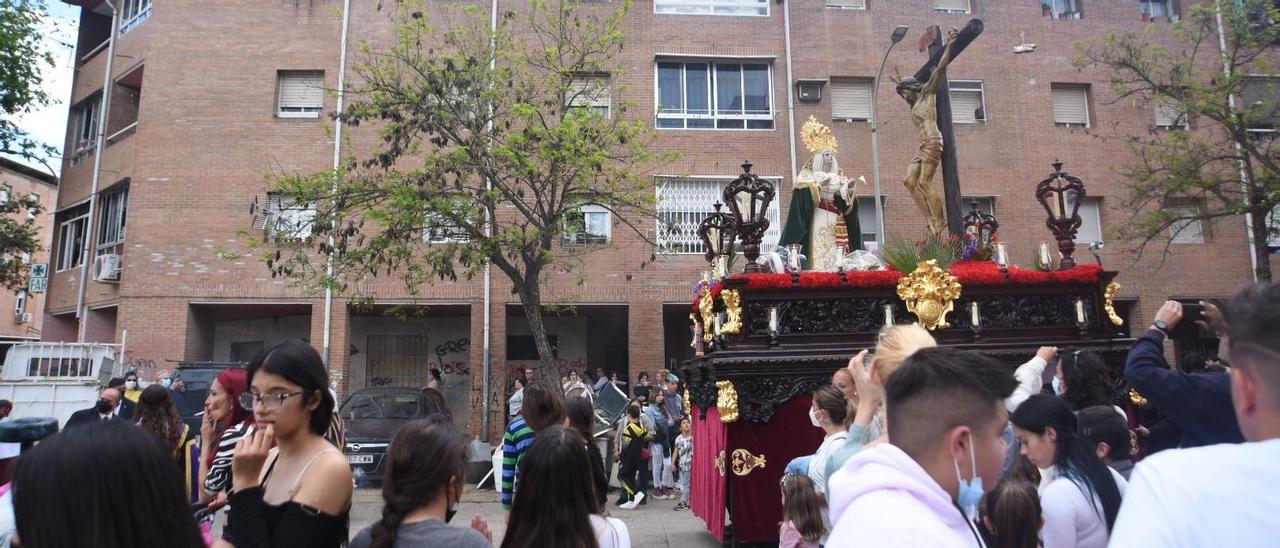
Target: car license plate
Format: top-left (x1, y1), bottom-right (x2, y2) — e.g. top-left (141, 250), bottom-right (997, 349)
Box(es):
top-left (347, 454), bottom-right (374, 464)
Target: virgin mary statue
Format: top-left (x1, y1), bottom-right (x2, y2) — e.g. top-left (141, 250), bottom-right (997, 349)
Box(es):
top-left (778, 116), bottom-right (864, 271)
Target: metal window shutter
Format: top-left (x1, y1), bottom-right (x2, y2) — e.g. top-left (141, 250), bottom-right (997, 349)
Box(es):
top-left (934, 0), bottom-right (968, 10)
top-left (951, 89), bottom-right (982, 123)
top-left (827, 0), bottom-right (866, 8)
top-left (569, 77), bottom-right (610, 109)
top-left (1074, 200), bottom-right (1102, 243)
top-left (831, 80), bottom-right (872, 120)
top-left (279, 73), bottom-right (324, 109)
top-left (1155, 98), bottom-right (1180, 127)
top-left (1169, 206), bottom-right (1204, 244)
top-left (1052, 86), bottom-right (1089, 125)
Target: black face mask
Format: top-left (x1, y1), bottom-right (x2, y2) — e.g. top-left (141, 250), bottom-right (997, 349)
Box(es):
top-left (95, 399), bottom-right (113, 414)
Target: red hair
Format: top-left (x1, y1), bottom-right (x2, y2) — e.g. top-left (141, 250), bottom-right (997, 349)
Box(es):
top-left (204, 368), bottom-right (253, 467)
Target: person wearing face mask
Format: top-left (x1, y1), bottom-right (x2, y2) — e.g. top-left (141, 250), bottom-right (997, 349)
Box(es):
top-left (66, 388), bottom-right (124, 428)
top-left (107, 378), bottom-right (136, 419)
top-left (157, 369), bottom-right (174, 390)
top-left (122, 371), bottom-right (142, 404)
top-left (806, 386), bottom-right (849, 495)
top-left (351, 415), bottom-right (492, 548)
top-left (828, 348), bottom-right (1018, 547)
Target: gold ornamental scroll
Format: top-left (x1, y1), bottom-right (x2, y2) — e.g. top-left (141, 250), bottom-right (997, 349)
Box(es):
top-left (731, 449), bottom-right (766, 477)
top-left (721, 290), bottom-right (743, 335)
top-left (1104, 282), bottom-right (1125, 327)
top-left (716, 380), bottom-right (740, 423)
top-left (896, 260), bottom-right (962, 331)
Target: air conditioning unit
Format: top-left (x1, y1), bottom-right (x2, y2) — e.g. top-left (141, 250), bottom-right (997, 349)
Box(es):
top-left (14, 312), bottom-right (30, 323)
top-left (93, 253), bottom-right (122, 283)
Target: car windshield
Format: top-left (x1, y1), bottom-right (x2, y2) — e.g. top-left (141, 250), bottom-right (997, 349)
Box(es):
top-left (341, 393), bottom-right (422, 420)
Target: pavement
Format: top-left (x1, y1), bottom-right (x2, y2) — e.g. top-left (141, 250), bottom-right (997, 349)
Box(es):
top-left (349, 485), bottom-right (723, 547)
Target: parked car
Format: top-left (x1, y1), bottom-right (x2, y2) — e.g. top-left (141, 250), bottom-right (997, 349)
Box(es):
top-left (171, 362), bottom-right (241, 435)
top-left (341, 386), bottom-right (432, 486)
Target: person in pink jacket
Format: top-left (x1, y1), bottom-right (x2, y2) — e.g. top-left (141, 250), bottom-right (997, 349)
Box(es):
top-left (828, 348), bottom-right (1018, 547)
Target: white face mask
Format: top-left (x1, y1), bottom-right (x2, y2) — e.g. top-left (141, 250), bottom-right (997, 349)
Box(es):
top-left (125, 380), bottom-right (137, 390)
top-left (808, 407), bottom-right (823, 428)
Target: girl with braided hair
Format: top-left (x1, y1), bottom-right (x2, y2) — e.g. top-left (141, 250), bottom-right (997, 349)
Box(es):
top-left (351, 414), bottom-right (493, 548)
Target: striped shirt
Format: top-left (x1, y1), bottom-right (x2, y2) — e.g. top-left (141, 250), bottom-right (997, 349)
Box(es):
top-left (501, 417), bottom-right (536, 510)
top-left (204, 421), bottom-right (254, 495)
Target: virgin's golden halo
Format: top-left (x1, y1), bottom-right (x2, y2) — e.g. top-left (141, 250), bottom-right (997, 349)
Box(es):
top-left (801, 115), bottom-right (839, 153)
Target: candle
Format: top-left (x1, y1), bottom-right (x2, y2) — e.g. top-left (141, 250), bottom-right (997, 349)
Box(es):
top-left (1039, 243), bottom-right (1051, 270)
top-left (709, 228), bottom-right (720, 253)
top-left (995, 243), bottom-right (1008, 267)
top-left (884, 304), bottom-right (894, 327)
top-left (769, 306), bottom-right (779, 332)
top-left (971, 302), bottom-right (980, 328)
top-left (1076, 299), bottom-right (1086, 324)
top-left (787, 244), bottom-right (803, 270)
top-left (701, 271), bottom-right (710, 283)
top-left (714, 314), bottom-right (722, 336)
top-left (834, 243), bottom-right (848, 265)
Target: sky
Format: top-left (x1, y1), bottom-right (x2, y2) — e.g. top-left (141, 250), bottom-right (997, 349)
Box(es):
top-left (3, 1), bottom-right (80, 177)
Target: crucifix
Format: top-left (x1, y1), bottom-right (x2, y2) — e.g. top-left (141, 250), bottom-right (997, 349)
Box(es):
top-left (897, 19), bottom-right (984, 237)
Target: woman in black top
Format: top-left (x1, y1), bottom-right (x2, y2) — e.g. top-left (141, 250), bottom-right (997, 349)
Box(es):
top-left (565, 397), bottom-right (610, 508)
top-left (229, 341), bottom-right (353, 548)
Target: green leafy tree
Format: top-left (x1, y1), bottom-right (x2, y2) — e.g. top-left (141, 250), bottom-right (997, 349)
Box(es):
top-left (1077, 0), bottom-right (1279, 280)
top-left (0, 187), bottom-right (42, 292)
top-left (1, 0), bottom-right (57, 170)
top-left (253, 0), bottom-right (672, 382)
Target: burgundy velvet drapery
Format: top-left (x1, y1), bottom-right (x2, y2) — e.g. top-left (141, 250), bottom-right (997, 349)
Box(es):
top-left (691, 405), bottom-right (728, 543)
top-left (727, 395), bottom-right (824, 543)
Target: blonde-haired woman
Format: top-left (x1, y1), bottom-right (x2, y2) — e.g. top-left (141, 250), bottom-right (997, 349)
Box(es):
top-left (823, 324), bottom-right (937, 483)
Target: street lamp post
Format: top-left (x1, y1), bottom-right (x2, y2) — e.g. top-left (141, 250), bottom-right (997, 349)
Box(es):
top-left (870, 25), bottom-right (909, 250)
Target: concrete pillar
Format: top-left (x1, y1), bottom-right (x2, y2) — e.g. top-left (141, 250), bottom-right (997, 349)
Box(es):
top-left (469, 297), bottom-right (508, 442)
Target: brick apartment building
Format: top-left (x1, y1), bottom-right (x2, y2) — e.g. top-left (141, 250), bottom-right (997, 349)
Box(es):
top-left (0, 158), bottom-right (57, 357)
top-left (49, 0), bottom-right (1276, 439)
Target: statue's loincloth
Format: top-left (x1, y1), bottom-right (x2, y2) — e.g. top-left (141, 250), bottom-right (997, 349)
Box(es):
top-left (910, 136), bottom-right (944, 166)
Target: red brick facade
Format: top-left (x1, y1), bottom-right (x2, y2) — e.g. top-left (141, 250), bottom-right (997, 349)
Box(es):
top-left (50, 0), bottom-right (1275, 440)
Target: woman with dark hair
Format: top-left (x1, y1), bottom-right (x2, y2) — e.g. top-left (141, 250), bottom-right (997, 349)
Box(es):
top-left (13, 419), bottom-right (205, 548)
top-left (1054, 349), bottom-right (1116, 411)
top-left (1011, 394), bottom-right (1125, 548)
top-left (136, 383), bottom-right (200, 502)
top-left (565, 397), bottom-right (609, 508)
top-left (501, 381), bottom-right (566, 511)
top-left (351, 415), bottom-right (492, 548)
top-left (807, 385), bottom-right (849, 495)
top-left (229, 340), bottom-right (353, 548)
top-left (979, 480), bottom-right (1043, 548)
top-left (502, 426), bottom-right (630, 548)
top-left (646, 391), bottom-right (674, 499)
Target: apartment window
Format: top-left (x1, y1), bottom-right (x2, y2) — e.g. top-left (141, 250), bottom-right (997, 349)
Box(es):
top-left (656, 61), bottom-right (774, 130)
top-left (120, 0), bottom-right (152, 35)
top-left (97, 185), bottom-right (128, 254)
top-left (961, 196), bottom-right (996, 216)
top-left (656, 176), bottom-right (780, 253)
top-left (1071, 198), bottom-right (1103, 244)
top-left (826, 0), bottom-right (867, 8)
top-left (830, 78), bottom-right (873, 121)
top-left (563, 206), bottom-right (611, 245)
top-left (1141, 0), bottom-right (1170, 18)
top-left (654, 0), bottom-right (768, 16)
top-left (55, 204), bottom-right (90, 271)
top-left (855, 198), bottom-right (887, 252)
top-left (1168, 202), bottom-right (1206, 244)
top-left (1243, 75), bottom-right (1279, 133)
top-left (266, 194), bottom-right (315, 242)
top-left (26, 193), bottom-right (38, 220)
top-left (14, 291), bottom-right (26, 316)
top-left (1051, 84), bottom-right (1090, 127)
top-left (424, 211), bottom-right (469, 244)
top-left (567, 75), bottom-right (611, 119)
top-left (0, 185), bottom-right (10, 205)
top-left (1043, 0), bottom-right (1082, 18)
top-left (934, 0), bottom-right (971, 14)
top-left (1154, 96), bottom-right (1189, 129)
top-left (1268, 206), bottom-right (1280, 248)
top-left (277, 71), bottom-right (325, 118)
top-left (70, 95), bottom-right (101, 164)
top-left (950, 80), bottom-right (986, 124)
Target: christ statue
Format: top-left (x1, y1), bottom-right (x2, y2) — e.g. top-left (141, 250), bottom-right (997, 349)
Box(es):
top-left (896, 27), bottom-right (961, 238)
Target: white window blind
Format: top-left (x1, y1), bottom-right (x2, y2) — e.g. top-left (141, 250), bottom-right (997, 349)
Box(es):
top-left (654, 0), bottom-right (768, 16)
top-left (568, 76), bottom-right (611, 118)
top-left (826, 0), bottom-right (866, 8)
top-left (277, 71), bottom-right (324, 117)
top-left (950, 80), bottom-right (985, 124)
top-left (267, 194), bottom-right (315, 241)
top-left (1052, 84), bottom-right (1090, 127)
top-left (1154, 97), bottom-right (1187, 128)
top-left (1073, 198), bottom-right (1103, 244)
top-left (934, 0), bottom-right (970, 12)
top-left (1169, 205), bottom-right (1205, 244)
top-left (831, 79), bottom-right (872, 121)
top-left (856, 198), bottom-right (885, 251)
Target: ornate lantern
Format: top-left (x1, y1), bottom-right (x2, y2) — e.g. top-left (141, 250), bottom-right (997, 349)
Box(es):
top-left (1035, 160), bottom-right (1086, 270)
top-left (723, 162), bottom-right (776, 274)
top-left (961, 200), bottom-right (999, 245)
top-left (696, 202), bottom-right (738, 276)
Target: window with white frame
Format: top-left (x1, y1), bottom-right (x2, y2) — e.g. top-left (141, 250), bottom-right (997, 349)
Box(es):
top-left (120, 0), bottom-right (152, 35)
top-left (1243, 75), bottom-right (1279, 133)
top-left (1051, 84), bottom-right (1090, 127)
top-left (55, 204), bottom-right (90, 271)
top-left (934, 0), bottom-right (971, 13)
top-left (1043, 0), bottom-right (1082, 19)
top-left (266, 194), bottom-right (315, 241)
top-left (70, 96), bottom-right (101, 163)
top-left (1070, 197), bottom-right (1103, 244)
top-left (961, 196), bottom-right (996, 216)
top-left (424, 210), bottom-right (470, 244)
top-left (567, 75), bottom-right (611, 119)
top-left (14, 291), bottom-right (26, 316)
top-left (0, 185), bottom-right (10, 206)
top-left (563, 206), bottom-right (611, 245)
top-left (826, 0), bottom-right (867, 9)
top-left (1155, 96), bottom-right (1189, 129)
top-left (1168, 202), bottom-right (1206, 244)
top-left (656, 60), bottom-right (774, 130)
top-left (1140, 0), bottom-right (1170, 18)
top-left (830, 78), bottom-right (873, 121)
top-left (26, 193), bottom-right (37, 220)
top-left (950, 80), bottom-right (986, 123)
top-left (1268, 206), bottom-right (1280, 248)
top-left (656, 176), bottom-right (780, 254)
top-left (97, 185), bottom-right (128, 254)
top-left (654, 0), bottom-right (768, 16)
top-left (855, 197), bottom-right (887, 252)
top-left (277, 71), bottom-right (325, 118)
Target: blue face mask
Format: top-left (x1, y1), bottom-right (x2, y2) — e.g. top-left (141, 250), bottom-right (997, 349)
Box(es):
top-left (161, 378), bottom-right (173, 389)
top-left (954, 433), bottom-right (984, 520)
top-left (1051, 376), bottom-right (1063, 395)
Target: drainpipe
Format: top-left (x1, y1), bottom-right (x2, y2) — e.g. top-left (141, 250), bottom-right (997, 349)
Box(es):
top-left (782, 0), bottom-right (798, 185)
top-left (482, 0), bottom-right (498, 440)
top-left (76, 1), bottom-right (121, 342)
top-left (322, 0), bottom-right (354, 372)
top-left (1213, 0), bottom-right (1259, 282)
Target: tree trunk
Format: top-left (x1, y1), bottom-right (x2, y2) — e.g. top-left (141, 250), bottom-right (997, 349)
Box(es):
top-left (1250, 206), bottom-right (1273, 282)
top-left (514, 279), bottom-right (561, 385)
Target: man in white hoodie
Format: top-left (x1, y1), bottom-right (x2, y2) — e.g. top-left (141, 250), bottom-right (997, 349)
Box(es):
top-left (828, 348), bottom-right (1017, 547)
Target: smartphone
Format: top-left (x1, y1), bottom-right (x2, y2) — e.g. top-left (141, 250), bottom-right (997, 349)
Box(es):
top-left (1169, 302), bottom-right (1205, 339)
